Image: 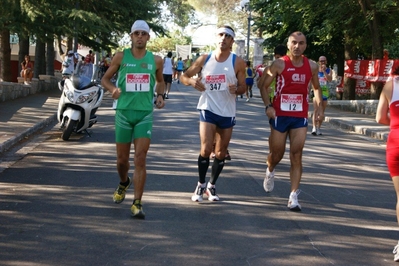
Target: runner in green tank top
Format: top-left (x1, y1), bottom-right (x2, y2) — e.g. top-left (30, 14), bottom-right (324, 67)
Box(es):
top-left (101, 20), bottom-right (165, 219)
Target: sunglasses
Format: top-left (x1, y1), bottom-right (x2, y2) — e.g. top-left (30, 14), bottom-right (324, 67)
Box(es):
top-left (133, 31), bottom-right (148, 36)
top-left (218, 33), bottom-right (232, 38)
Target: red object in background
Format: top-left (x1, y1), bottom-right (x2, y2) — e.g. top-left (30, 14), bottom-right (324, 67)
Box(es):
top-left (344, 59), bottom-right (399, 82)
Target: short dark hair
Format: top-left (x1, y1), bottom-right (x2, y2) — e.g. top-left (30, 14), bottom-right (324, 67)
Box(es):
top-left (167, 51), bottom-right (172, 58)
top-left (274, 44), bottom-right (287, 57)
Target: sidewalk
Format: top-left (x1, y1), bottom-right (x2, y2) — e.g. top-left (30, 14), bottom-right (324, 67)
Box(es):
top-left (0, 87), bottom-right (390, 155)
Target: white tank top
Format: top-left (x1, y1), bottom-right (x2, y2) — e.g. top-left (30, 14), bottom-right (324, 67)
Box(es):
top-left (163, 57), bottom-right (173, 75)
top-left (197, 52), bottom-right (237, 117)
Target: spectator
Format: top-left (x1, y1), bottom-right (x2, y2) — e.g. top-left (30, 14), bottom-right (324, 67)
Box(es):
top-left (21, 55), bottom-right (33, 85)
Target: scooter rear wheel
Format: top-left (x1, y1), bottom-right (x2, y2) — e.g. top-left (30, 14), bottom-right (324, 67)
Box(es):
top-left (61, 118), bottom-right (77, 141)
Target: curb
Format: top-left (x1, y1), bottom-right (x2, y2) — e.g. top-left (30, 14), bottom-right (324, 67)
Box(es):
top-left (0, 114), bottom-right (57, 154)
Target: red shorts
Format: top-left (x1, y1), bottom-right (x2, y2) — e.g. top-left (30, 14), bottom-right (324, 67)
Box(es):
top-left (387, 129), bottom-right (399, 177)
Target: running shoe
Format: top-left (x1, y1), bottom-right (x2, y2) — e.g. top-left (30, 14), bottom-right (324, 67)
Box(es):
top-left (113, 177), bottom-right (131, 204)
top-left (246, 98), bottom-right (250, 102)
top-left (263, 168), bottom-right (275, 192)
top-left (393, 241), bottom-right (399, 262)
top-left (316, 128), bottom-right (322, 135)
top-left (311, 127), bottom-right (317, 136)
top-left (287, 190), bottom-right (301, 211)
top-left (131, 199), bottom-right (145, 219)
top-left (205, 183), bottom-right (220, 201)
top-left (225, 151), bottom-right (231, 160)
top-left (191, 182), bottom-right (206, 202)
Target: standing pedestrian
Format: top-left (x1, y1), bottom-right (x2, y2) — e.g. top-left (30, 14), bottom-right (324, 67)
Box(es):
top-left (101, 20), bottom-right (165, 219)
top-left (163, 51), bottom-right (174, 99)
top-left (180, 25), bottom-right (246, 202)
top-left (375, 73), bottom-right (399, 262)
top-left (245, 61), bottom-right (255, 102)
top-left (176, 57), bottom-right (184, 84)
top-left (257, 31), bottom-right (324, 211)
top-left (311, 55), bottom-right (332, 135)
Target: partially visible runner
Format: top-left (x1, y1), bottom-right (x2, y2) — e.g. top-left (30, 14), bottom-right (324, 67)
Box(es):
top-left (245, 61), bottom-right (255, 102)
top-left (257, 31), bottom-right (324, 211)
top-left (311, 55), bottom-right (332, 136)
top-left (163, 51), bottom-right (174, 99)
top-left (180, 25), bottom-right (246, 202)
top-left (375, 71), bottom-right (399, 262)
top-left (176, 57), bottom-right (184, 84)
top-left (101, 20), bottom-right (165, 219)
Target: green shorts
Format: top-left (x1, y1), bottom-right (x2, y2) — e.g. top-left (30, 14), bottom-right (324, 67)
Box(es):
top-left (115, 109), bottom-right (153, 143)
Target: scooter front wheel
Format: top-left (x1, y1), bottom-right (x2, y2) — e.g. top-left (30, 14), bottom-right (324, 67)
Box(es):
top-left (61, 118), bottom-right (77, 141)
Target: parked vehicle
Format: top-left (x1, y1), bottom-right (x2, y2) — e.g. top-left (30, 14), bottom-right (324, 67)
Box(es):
top-left (57, 62), bottom-right (104, 141)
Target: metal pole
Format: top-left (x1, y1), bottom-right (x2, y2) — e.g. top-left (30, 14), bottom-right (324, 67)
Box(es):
top-left (246, 12), bottom-right (250, 61)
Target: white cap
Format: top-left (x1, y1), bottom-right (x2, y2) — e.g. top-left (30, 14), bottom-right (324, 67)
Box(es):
top-left (68, 50), bottom-right (74, 54)
top-left (130, 20), bottom-right (150, 35)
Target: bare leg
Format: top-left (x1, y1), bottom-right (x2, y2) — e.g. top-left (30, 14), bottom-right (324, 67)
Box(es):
top-left (287, 127), bottom-right (307, 192)
top-left (132, 137), bottom-right (151, 200)
top-left (116, 142), bottom-right (131, 183)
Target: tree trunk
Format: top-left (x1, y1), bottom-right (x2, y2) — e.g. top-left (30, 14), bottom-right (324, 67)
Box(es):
top-left (46, 39), bottom-right (55, 75)
top-left (34, 39), bottom-right (46, 78)
top-left (344, 36), bottom-right (357, 100)
top-left (358, 0), bottom-right (384, 99)
top-left (0, 28), bottom-right (12, 82)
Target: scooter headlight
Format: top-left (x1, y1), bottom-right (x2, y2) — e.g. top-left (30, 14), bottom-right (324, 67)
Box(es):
top-left (76, 91), bottom-right (97, 104)
top-left (64, 88), bottom-right (74, 102)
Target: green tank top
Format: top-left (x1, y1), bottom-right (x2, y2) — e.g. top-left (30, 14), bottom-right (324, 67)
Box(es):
top-left (115, 49), bottom-right (156, 110)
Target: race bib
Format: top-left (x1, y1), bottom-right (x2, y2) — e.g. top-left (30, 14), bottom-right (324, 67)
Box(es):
top-left (319, 77), bottom-right (327, 86)
top-left (205, 74), bottom-right (228, 91)
top-left (126, 73), bottom-right (150, 92)
top-left (280, 94), bottom-right (303, 111)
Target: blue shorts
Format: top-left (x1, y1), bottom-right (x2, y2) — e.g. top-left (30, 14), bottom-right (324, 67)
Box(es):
top-left (199, 110), bottom-right (236, 129)
top-left (269, 116), bottom-right (308, 133)
top-left (245, 78), bottom-right (254, 85)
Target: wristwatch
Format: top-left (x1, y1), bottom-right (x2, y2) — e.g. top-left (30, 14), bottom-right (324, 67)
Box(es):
top-left (265, 104), bottom-right (273, 111)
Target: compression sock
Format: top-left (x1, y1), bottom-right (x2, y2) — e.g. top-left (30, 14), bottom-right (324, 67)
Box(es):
top-left (198, 155), bottom-right (209, 184)
top-left (209, 157), bottom-right (225, 185)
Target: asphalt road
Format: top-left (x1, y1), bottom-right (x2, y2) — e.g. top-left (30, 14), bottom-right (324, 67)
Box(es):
top-left (0, 82), bottom-right (397, 265)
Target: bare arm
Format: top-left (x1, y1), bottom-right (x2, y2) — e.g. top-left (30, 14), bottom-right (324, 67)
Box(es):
top-left (180, 54), bottom-right (208, 91)
top-left (376, 80), bottom-right (391, 125)
top-left (101, 51), bottom-right (123, 99)
top-left (310, 60), bottom-right (324, 121)
top-left (233, 57), bottom-right (247, 95)
top-left (153, 55), bottom-right (165, 109)
top-left (258, 60), bottom-right (282, 106)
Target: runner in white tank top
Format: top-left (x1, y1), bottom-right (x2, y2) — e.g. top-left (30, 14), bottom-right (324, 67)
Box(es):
top-left (180, 25), bottom-right (246, 202)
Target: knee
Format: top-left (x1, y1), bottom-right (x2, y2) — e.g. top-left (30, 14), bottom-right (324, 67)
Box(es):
top-left (134, 152), bottom-right (147, 168)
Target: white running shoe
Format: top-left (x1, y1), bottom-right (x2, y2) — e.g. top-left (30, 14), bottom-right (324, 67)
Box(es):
top-left (263, 168), bottom-right (275, 193)
top-left (191, 182), bottom-right (206, 202)
top-left (205, 183), bottom-right (220, 201)
top-left (287, 190), bottom-right (301, 211)
top-left (393, 241), bottom-right (399, 261)
top-left (311, 127), bottom-right (317, 135)
top-left (316, 128), bottom-right (322, 135)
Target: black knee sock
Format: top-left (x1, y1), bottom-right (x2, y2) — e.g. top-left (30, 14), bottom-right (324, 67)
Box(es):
top-left (198, 155), bottom-right (209, 184)
top-left (210, 158), bottom-right (225, 185)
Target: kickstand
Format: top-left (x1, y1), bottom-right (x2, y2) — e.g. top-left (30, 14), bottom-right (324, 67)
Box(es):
top-left (83, 129), bottom-right (92, 137)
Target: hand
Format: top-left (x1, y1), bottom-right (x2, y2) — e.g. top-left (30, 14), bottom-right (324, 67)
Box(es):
top-left (155, 96), bottom-right (165, 109)
top-left (191, 78), bottom-right (205, 92)
top-left (265, 106), bottom-right (276, 120)
top-left (228, 84), bottom-right (238, 95)
top-left (314, 106), bottom-right (325, 122)
top-left (111, 87), bottom-right (121, 99)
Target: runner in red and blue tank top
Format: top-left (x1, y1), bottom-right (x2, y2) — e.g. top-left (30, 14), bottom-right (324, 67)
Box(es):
top-left (257, 31), bottom-right (324, 211)
top-left (376, 74), bottom-right (399, 261)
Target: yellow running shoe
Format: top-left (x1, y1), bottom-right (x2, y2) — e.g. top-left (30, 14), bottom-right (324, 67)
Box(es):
top-left (131, 199), bottom-right (145, 219)
top-left (113, 177), bottom-right (131, 204)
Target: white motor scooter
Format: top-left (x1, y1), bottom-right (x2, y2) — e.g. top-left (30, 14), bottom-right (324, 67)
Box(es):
top-left (57, 61), bottom-right (104, 141)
